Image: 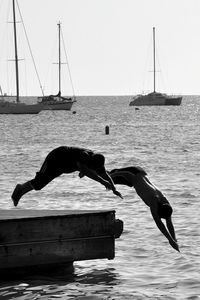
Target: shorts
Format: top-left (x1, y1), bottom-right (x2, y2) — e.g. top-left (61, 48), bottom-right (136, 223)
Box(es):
top-left (110, 166), bottom-right (147, 187)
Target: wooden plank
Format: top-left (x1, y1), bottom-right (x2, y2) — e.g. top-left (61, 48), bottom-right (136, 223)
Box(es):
top-left (0, 236), bottom-right (114, 269)
top-left (0, 210), bottom-right (115, 244)
top-left (0, 209), bottom-right (114, 220)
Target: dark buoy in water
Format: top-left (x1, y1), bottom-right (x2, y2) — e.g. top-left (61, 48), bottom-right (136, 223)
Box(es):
top-left (135, 107), bottom-right (139, 110)
top-left (72, 111), bottom-right (76, 114)
top-left (105, 125), bottom-right (109, 135)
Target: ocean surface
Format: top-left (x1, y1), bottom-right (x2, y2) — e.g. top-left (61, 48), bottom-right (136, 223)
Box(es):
top-left (0, 95), bottom-right (200, 299)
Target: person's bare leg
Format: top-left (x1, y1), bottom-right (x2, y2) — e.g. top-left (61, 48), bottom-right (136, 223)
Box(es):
top-left (12, 181), bottom-right (34, 207)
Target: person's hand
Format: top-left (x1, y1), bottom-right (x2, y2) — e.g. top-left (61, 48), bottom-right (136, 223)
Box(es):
top-left (169, 239), bottom-right (180, 252)
top-left (113, 189), bottom-right (123, 199)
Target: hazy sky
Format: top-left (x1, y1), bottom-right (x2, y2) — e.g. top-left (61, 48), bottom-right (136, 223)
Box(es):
top-left (1, 0), bottom-right (200, 96)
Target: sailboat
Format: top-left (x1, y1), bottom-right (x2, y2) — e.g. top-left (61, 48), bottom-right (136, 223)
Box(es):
top-left (37, 22), bottom-right (76, 111)
top-left (0, 0), bottom-right (42, 114)
top-left (129, 27), bottom-right (182, 106)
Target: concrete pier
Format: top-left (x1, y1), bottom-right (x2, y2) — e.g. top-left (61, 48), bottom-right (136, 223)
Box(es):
top-left (0, 209), bottom-right (123, 275)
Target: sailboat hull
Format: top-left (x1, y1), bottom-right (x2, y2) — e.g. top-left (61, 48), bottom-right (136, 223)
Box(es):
top-left (40, 102), bottom-right (74, 110)
top-left (165, 97), bottom-right (182, 105)
top-left (129, 92), bottom-right (182, 106)
top-left (37, 96), bottom-right (75, 111)
top-left (0, 96), bottom-right (42, 114)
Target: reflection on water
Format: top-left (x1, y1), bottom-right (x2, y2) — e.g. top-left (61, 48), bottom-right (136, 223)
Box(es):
top-left (76, 267), bottom-right (119, 286)
top-left (0, 266), bottom-right (120, 299)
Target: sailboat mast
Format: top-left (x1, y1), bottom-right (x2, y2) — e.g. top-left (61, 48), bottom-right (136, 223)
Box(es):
top-left (153, 27), bottom-right (156, 93)
top-left (58, 22), bottom-right (61, 97)
top-left (12, 0), bottom-right (19, 102)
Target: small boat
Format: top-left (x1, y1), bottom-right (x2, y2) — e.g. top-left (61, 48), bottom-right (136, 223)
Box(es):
top-left (38, 22), bottom-right (76, 111)
top-left (129, 27), bottom-right (182, 106)
top-left (0, 0), bottom-right (42, 115)
top-left (37, 92), bottom-right (75, 111)
top-left (0, 96), bottom-right (41, 114)
top-left (130, 92), bottom-right (182, 106)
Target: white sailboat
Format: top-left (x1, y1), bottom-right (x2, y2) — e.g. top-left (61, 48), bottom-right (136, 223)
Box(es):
top-left (37, 22), bottom-right (76, 111)
top-left (129, 27), bottom-right (182, 106)
top-left (0, 0), bottom-right (42, 114)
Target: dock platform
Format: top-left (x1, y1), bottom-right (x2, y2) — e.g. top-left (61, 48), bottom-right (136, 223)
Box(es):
top-left (0, 209), bottom-right (123, 275)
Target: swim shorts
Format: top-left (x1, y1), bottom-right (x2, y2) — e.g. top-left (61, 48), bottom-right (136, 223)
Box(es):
top-left (110, 166), bottom-right (147, 187)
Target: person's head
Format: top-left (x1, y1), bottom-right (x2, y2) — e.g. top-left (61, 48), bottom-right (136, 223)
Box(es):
top-left (157, 203), bottom-right (173, 219)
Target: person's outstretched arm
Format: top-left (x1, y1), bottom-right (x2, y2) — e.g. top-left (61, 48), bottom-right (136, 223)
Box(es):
top-left (100, 170), bottom-right (123, 198)
top-left (77, 163), bottom-right (122, 198)
top-left (166, 217), bottom-right (177, 241)
top-left (78, 162), bottom-right (109, 186)
top-left (150, 206), bottom-right (180, 252)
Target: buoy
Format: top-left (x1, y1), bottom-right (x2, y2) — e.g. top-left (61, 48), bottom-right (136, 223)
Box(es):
top-left (105, 125), bottom-right (109, 135)
top-left (72, 111), bottom-right (76, 114)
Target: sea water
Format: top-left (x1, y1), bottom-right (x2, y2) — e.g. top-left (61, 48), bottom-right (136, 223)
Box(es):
top-left (0, 95), bottom-right (200, 299)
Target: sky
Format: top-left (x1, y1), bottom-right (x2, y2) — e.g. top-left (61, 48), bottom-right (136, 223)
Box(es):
top-left (0, 0), bottom-right (200, 96)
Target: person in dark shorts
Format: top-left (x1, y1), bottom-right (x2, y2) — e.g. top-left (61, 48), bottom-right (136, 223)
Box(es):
top-left (109, 166), bottom-right (179, 252)
top-left (11, 146), bottom-right (123, 206)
